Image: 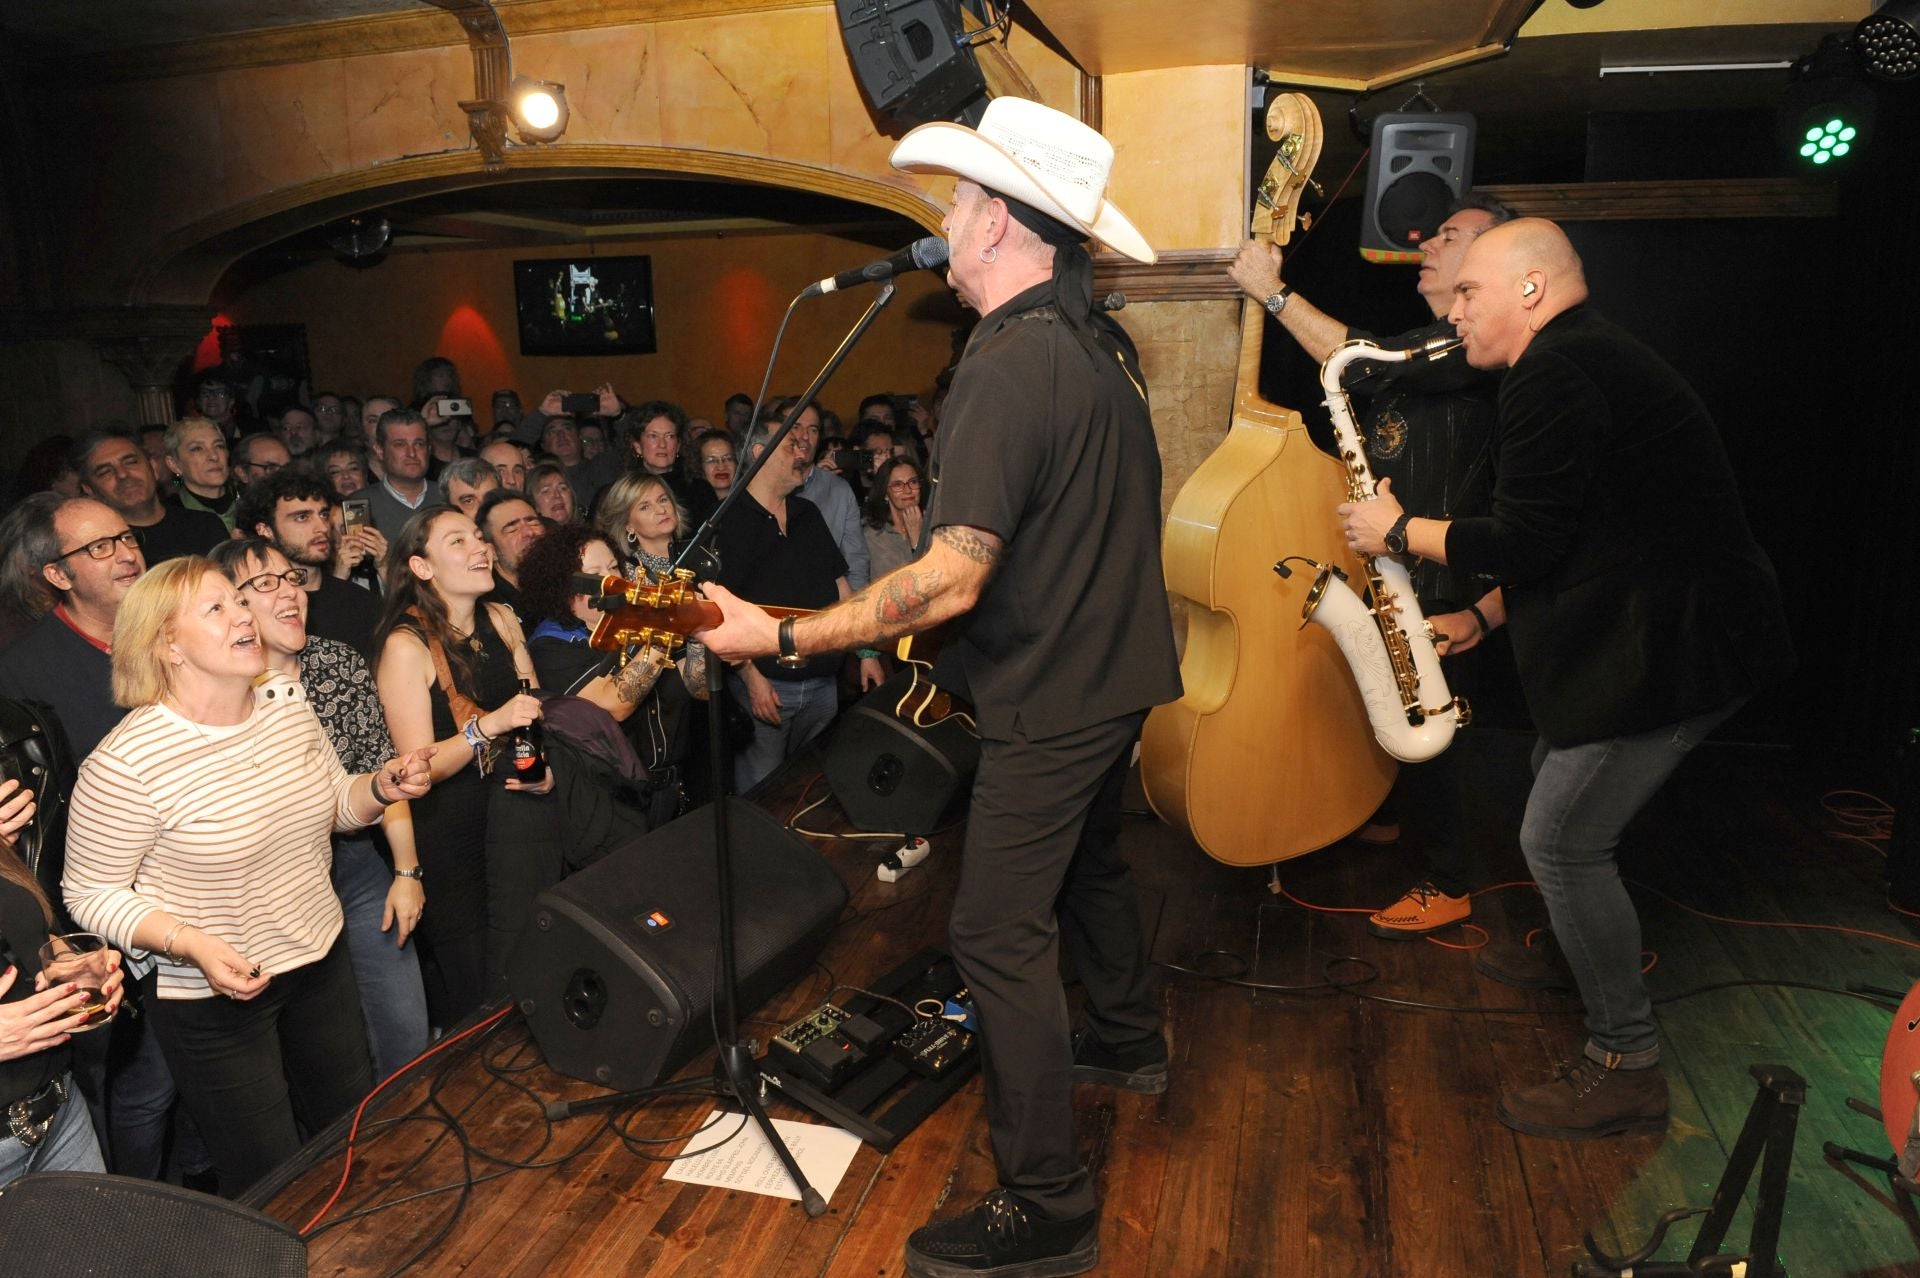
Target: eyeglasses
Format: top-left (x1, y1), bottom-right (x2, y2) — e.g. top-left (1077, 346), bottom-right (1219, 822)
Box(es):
top-left (887, 478), bottom-right (922, 492)
top-left (702, 454), bottom-right (736, 467)
top-left (55, 531), bottom-right (139, 562)
top-left (237, 569), bottom-right (310, 594)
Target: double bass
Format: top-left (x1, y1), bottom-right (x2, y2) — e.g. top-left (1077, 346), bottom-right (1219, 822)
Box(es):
top-left (1139, 93), bottom-right (1396, 867)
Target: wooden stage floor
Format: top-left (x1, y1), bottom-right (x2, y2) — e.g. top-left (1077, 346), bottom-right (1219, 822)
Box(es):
top-left (262, 730), bottom-right (1920, 1276)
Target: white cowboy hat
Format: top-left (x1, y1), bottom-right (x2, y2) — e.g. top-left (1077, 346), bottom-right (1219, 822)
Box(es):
top-left (889, 97), bottom-right (1156, 265)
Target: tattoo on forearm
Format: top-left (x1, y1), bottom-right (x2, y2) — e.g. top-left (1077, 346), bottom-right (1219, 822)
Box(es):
top-left (875, 568), bottom-right (938, 628)
top-left (934, 526), bottom-right (1001, 565)
top-left (613, 650), bottom-right (668, 705)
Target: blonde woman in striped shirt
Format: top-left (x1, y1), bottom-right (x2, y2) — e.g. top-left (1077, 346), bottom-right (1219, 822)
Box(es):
top-left (62, 557), bottom-right (432, 1196)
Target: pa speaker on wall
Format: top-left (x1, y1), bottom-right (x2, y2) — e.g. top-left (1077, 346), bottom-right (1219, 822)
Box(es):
top-left (0, 1173), bottom-right (306, 1276)
top-left (1359, 112), bottom-right (1477, 263)
top-left (506, 798), bottom-right (847, 1091)
top-left (836, 0), bottom-right (988, 129)
top-left (823, 668), bottom-right (980, 835)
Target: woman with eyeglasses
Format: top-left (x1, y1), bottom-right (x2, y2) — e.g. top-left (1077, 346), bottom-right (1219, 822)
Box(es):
top-left (373, 508), bottom-right (548, 1028)
top-left (207, 540), bottom-right (430, 1086)
top-left (0, 777), bottom-right (121, 1187)
top-left (687, 432), bottom-right (737, 524)
top-left (863, 456), bottom-right (929, 581)
top-left (62, 557), bottom-right (433, 1196)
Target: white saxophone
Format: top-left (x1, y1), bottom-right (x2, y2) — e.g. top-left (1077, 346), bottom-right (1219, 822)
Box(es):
top-left (1279, 334), bottom-right (1471, 763)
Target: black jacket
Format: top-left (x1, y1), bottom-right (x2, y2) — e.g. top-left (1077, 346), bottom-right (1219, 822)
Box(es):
top-left (1445, 306), bottom-right (1794, 745)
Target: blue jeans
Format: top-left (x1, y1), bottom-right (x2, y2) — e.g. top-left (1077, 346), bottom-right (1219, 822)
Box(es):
top-left (332, 835), bottom-right (430, 1083)
top-left (0, 1074), bottom-right (105, 1187)
top-left (730, 674), bottom-right (837, 794)
top-left (1520, 697), bottom-right (1743, 1059)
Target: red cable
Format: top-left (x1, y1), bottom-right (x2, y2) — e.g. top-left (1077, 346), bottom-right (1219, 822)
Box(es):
top-left (299, 1005), bottom-right (514, 1236)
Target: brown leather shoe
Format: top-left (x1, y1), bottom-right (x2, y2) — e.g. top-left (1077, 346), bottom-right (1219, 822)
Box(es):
top-left (1474, 932), bottom-right (1575, 992)
top-left (1367, 881), bottom-right (1471, 938)
top-left (1497, 1056), bottom-right (1668, 1140)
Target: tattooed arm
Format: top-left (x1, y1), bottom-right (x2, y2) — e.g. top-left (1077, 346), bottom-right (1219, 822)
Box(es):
top-left (695, 524), bottom-right (1005, 663)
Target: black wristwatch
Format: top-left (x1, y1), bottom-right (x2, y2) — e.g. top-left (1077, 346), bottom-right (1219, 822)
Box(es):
top-left (1262, 287), bottom-right (1292, 317)
top-left (776, 616), bottom-right (805, 669)
top-left (1384, 512), bottom-right (1413, 556)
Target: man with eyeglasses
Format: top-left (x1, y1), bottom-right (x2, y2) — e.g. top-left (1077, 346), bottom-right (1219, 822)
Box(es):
top-left (235, 470), bottom-right (386, 662)
top-left (70, 428), bottom-right (227, 568)
top-left (0, 496), bottom-right (144, 756)
top-left (230, 432), bottom-right (293, 489)
top-left (1227, 191), bottom-right (1520, 944)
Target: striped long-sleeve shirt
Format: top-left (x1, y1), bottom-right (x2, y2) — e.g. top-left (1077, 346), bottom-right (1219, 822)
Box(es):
top-left (62, 673), bottom-right (374, 999)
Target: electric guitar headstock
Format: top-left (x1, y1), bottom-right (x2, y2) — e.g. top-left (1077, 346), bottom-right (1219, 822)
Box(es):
top-left (1252, 91), bottom-right (1324, 249)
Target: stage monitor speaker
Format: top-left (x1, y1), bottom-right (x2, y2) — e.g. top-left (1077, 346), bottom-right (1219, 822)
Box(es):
top-left (823, 668), bottom-right (979, 835)
top-left (507, 798), bottom-right (847, 1091)
top-left (0, 1173), bottom-right (306, 1276)
top-left (836, 0), bottom-right (988, 129)
top-left (1359, 111), bottom-right (1477, 264)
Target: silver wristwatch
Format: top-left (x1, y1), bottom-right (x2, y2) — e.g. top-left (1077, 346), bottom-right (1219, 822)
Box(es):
top-left (393, 866), bottom-right (425, 881)
top-left (1262, 288), bottom-right (1291, 317)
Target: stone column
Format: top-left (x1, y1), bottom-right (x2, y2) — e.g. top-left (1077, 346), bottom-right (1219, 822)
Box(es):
top-left (82, 305), bottom-right (218, 426)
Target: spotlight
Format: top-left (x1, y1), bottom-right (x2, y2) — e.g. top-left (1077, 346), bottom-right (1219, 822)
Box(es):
top-left (1856, 0), bottom-right (1920, 82)
top-left (1780, 35), bottom-right (1876, 168)
top-left (508, 77), bottom-right (568, 143)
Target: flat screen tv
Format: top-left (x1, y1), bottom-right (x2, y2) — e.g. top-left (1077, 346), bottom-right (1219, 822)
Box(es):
top-left (514, 255), bottom-right (657, 356)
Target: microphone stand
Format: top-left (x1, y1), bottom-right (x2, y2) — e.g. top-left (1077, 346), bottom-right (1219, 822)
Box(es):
top-left (563, 282), bottom-right (898, 1218)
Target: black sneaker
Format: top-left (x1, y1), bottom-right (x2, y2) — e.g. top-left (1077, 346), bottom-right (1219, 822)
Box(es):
top-left (904, 1190), bottom-right (1099, 1278)
top-left (1071, 1031), bottom-right (1169, 1095)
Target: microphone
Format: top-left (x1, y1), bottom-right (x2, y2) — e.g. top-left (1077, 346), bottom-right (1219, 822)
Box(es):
top-left (799, 237), bottom-right (949, 298)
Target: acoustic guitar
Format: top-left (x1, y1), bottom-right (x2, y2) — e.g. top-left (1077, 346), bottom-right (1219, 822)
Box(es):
top-left (1138, 93), bottom-right (1397, 867)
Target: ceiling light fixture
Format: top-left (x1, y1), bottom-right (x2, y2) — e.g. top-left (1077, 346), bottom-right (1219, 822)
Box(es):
top-left (1780, 34), bottom-right (1877, 169)
top-left (1855, 0), bottom-right (1920, 81)
top-left (425, 0), bottom-right (571, 169)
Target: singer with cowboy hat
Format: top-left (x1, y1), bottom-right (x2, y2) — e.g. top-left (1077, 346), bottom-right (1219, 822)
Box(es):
top-left (697, 97), bottom-right (1180, 1278)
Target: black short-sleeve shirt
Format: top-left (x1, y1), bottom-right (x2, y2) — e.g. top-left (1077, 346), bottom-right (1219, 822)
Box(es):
top-left (928, 283), bottom-right (1181, 740)
top-left (712, 493), bottom-right (846, 681)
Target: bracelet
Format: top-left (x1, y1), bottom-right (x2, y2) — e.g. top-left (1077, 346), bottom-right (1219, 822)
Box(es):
top-left (1467, 603), bottom-right (1492, 637)
top-left (369, 769), bottom-right (393, 807)
top-left (160, 921), bottom-right (191, 964)
top-left (855, 648), bottom-right (881, 661)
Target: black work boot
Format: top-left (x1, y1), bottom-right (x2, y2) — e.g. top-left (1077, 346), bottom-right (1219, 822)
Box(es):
top-left (1497, 1054), bottom-right (1668, 1140)
top-left (1474, 931), bottom-right (1576, 992)
top-left (903, 1189), bottom-right (1099, 1278)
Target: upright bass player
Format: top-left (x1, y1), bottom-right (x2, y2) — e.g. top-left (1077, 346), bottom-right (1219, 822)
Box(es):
top-left (1229, 193), bottom-right (1516, 938)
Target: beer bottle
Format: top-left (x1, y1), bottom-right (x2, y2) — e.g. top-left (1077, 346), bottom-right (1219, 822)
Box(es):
top-left (508, 678), bottom-right (548, 785)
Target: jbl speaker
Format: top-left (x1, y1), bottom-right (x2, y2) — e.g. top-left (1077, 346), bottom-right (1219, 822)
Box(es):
top-left (0, 1173), bottom-right (306, 1275)
top-left (823, 668), bottom-right (979, 835)
top-left (1359, 111), bottom-right (1477, 263)
top-left (507, 798), bottom-right (847, 1091)
top-left (836, 0), bottom-right (988, 129)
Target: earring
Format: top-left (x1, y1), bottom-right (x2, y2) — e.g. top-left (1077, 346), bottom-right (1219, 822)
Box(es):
top-left (980, 245), bottom-right (998, 264)
top-left (626, 531), bottom-right (638, 549)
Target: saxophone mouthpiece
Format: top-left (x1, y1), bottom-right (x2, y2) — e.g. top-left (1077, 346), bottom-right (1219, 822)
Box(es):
top-left (1419, 333), bottom-right (1464, 361)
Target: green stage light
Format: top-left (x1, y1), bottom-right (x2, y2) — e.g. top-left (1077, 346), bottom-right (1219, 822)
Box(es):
top-left (1780, 35), bottom-right (1878, 169)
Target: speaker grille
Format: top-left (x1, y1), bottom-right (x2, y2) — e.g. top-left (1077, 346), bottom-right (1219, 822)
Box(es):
top-left (0, 1173), bottom-right (307, 1276)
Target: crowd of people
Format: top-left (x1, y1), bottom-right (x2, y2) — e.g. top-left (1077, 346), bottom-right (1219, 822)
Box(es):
top-left (0, 362), bottom-right (942, 1198)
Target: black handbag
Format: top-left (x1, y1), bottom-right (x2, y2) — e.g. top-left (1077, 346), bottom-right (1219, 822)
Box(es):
top-left (0, 698), bottom-right (76, 907)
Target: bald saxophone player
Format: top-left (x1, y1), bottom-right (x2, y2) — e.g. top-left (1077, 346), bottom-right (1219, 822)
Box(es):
top-left (698, 97), bottom-right (1179, 1278)
top-left (1343, 218), bottom-right (1794, 1140)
